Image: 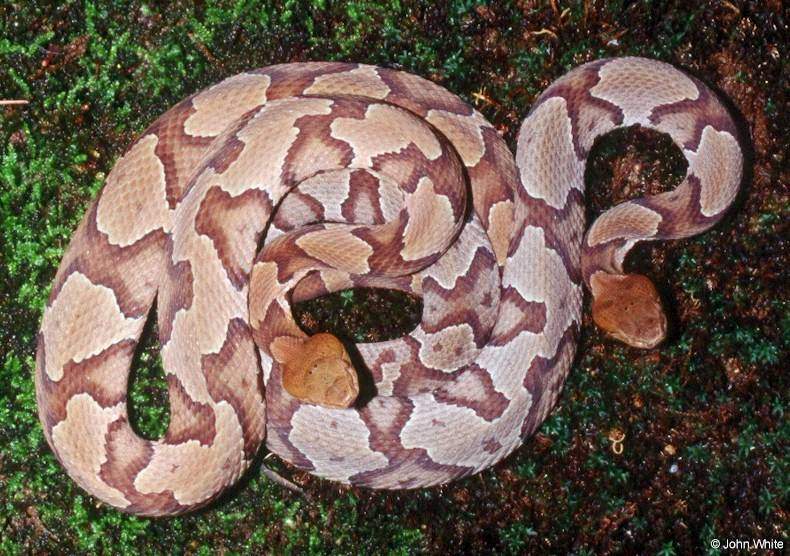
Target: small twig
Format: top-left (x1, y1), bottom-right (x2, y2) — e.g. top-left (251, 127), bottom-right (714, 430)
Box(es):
top-left (261, 454), bottom-right (305, 495)
top-left (530, 28), bottom-right (559, 40)
top-left (471, 88), bottom-right (499, 108)
top-left (187, 33), bottom-right (217, 63)
top-left (721, 0), bottom-right (740, 15)
top-left (608, 428), bottom-right (626, 455)
top-left (0, 99), bottom-right (29, 105)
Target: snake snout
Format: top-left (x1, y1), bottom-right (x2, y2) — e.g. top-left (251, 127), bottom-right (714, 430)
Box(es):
top-left (591, 273), bottom-right (668, 349)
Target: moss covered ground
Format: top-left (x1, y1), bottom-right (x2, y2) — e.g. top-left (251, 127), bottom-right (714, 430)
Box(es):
top-left (1, 1), bottom-right (787, 553)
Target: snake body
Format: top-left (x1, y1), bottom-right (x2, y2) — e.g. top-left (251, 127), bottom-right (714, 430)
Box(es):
top-left (35, 58), bottom-right (743, 516)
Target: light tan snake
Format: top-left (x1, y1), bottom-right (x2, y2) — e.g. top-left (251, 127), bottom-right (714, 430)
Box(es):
top-left (35, 58), bottom-right (743, 516)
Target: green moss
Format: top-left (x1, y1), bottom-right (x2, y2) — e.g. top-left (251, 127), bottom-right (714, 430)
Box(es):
top-left (127, 318), bottom-right (170, 440)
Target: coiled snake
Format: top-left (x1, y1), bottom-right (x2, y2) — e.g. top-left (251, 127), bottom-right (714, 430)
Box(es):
top-left (36, 58), bottom-right (743, 516)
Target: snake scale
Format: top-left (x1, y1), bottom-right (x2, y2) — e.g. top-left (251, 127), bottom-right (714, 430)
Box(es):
top-left (35, 57), bottom-right (743, 516)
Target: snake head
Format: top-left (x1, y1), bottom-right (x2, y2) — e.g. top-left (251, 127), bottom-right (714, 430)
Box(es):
top-left (591, 273), bottom-right (667, 349)
top-left (281, 333), bottom-right (359, 408)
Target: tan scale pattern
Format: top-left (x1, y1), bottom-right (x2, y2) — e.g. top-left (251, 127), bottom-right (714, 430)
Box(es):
top-left (95, 134), bottom-right (172, 247)
top-left (36, 58), bottom-right (743, 515)
top-left (40, 272), bottom-right (142, 381)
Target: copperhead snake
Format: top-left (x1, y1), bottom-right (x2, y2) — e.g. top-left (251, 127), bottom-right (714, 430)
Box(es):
top-left (35, 58), bottom-right (743, 516)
